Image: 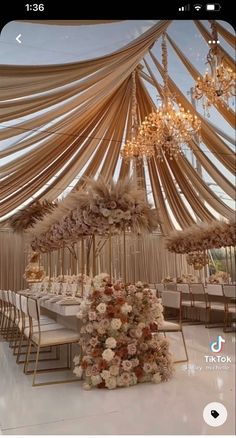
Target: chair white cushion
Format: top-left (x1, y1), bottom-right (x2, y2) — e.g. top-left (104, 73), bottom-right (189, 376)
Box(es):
top-left (193, 301), bottom-right (207, 308)
top-left (32, 328), bottom-right (80, 346)
top-left (24, 323), bottom-right (63, 337)
top-left (158, 320), bottom-right (181, 331)
top-left (210, 303), bottom-right (225, 310)
top-left (228, 305), bottom-right (236, 314)
top-left (182, 300), bottom-right (192, 306)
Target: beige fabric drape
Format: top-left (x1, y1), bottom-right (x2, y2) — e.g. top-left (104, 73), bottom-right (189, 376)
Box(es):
top-left (0, 228), bottom-right (196, 290)
top-left (0, 20), bottom-right (170, 101)
top-left (215, 21), bottom-right (236, 48)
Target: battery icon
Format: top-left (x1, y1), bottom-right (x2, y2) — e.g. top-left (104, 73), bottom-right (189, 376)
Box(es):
top-left (206, 3), bottom-right (221, 10)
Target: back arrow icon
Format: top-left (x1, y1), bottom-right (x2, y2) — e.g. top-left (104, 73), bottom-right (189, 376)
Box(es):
top-left (16, 34), bottom-right (22, 44)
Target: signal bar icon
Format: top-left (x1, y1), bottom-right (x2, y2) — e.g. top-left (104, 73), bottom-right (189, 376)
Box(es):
top-left (178, 4), bottom-right (190, 11)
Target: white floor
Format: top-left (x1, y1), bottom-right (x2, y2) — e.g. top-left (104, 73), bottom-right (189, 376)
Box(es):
top-left (0, 325), bottom-right (235, 435)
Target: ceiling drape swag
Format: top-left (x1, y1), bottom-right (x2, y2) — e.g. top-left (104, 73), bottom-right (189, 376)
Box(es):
top-left (176, 154), bottom-right (235, 218)
top-left (165, 156), bottom-right (216, 222)
top-left (214, 21), bottom-right (236, 48)
top-left (148, 159), bottom-right (173, 233)
top-left (0, 20), bottom-right (170, 100)
top-left (157, 158), bottom-right (196, 228)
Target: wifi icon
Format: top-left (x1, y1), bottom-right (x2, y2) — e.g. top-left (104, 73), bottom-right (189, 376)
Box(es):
top-left (194, 4), bottom-right (202, 10)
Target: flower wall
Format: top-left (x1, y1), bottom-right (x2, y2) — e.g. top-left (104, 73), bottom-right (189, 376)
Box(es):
top-left (73, 280), bottom-right (173, 390)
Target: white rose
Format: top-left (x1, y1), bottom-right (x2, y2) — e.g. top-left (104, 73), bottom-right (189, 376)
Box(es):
top-left (105, 376), bottom-right (117, 390)
top-left (91, 375), bottom-right (102, 386)
top-left (121, 303), bottom-right (132, 314)
top-left (109, 365), bottom-right (119, 376)
top-left (96, 303), bottom-right (107, 314)
top-left (152, 372), bottom-right (162, 384)
top-left (136, 292), bottom-right (143, 300)
top-left (102, 348), bottom-right (115, 362)
top-left (73, 355), bottom-right (81, 366)
top-left (101, 370), bottom-right (111, 380)
top-left (83, 382), bottom-right (92, 390)
top-left (111, 318), bottom-right (122, 330)
top-left (105, 337), bottom-right (117, 349)
top-left (73, 366), bottom-right (83, 378)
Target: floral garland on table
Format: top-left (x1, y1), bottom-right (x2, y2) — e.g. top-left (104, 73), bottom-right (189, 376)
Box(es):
top-left (176, 274), bottom-right (197, 283)
top-left (55, 274), bottom-right (92, 285)
top-left (161, 276), bottom-right (174, 284)
top-left (186, 251), bottom-right (209, 270)
top-left (166, 220), bottom-right (235, 254)
top-left (73, 281), bottom-right (173, 390)
top-left (207, 271), bottom-right (230, 284)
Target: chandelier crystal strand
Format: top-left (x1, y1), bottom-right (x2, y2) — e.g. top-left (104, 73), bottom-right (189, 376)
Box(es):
top-left (193, 20), bottom-right (236, 116)
top-left (138, 33), bottom-right (201, 161)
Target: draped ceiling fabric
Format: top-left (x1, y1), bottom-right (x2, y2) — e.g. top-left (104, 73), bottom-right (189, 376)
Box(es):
top-left (0, 20), bottom-right (235, 233)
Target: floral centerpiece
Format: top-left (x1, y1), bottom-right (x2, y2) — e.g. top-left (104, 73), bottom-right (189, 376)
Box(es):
top-left (73, 280), bottom-right (173, 390)
top-left (207, 271), bottom-right (230, 284)
top-left (161, 276), bottom-right (174, 284)
top-left (23, 252), bottom-right (45, 283)
top-left (176, 274), bottom-right (197, 283)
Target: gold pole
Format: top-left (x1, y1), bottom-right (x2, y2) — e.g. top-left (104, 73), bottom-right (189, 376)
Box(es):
top-left (49, 252), bottom-right (52, 287)
top-left (81, 238), bottom-right (84, 297)
top-left (229, 246), bottom-right (233, 283)
top-left (62, 243), bottom-right (65, 282)
top-left (203, 250), bottom-right (207, 285)
top-left (109, 227), bottom-right (112, 281)
top-left (123, 227), bottom-right (127, 284)
top-left (225, 247), bottom-right (229, 283)
top-left (92, 235), bottom-right (96, 277)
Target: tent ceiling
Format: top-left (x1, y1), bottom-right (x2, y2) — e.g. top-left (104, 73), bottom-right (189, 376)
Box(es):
top-left (0, 20), bottom-right (235, 231)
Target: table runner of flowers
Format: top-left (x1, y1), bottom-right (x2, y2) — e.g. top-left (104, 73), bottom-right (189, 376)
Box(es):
top-left (73, 279), bottom-right (173, 390)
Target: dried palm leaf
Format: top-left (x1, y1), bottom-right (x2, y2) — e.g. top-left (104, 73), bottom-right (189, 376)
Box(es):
top-left (9, 200), bottom-right (57, 233)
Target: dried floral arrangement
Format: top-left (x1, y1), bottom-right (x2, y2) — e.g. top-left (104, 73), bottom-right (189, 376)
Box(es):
top-left (30, 178), bottom-right (159, 253)
top-left (166, 220), bottom-right (235, 254)
top-left (176, 274), bottom-right (197, 283)
top-left (207, 271), bottom-right (230, 284)
top-left (9, 200), bottom-right (57, 233)
top-left (73, 280), bottom-right (173, 390)
top-left (186, 251), bottom-right (209, 270)
top-left (161, 276), bottom-right (174, 283)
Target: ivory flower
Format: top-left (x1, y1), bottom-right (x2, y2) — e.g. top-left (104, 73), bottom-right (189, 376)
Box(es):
top-left (102, 348), bottom-right (115, 362)
top-left (73, 366), bottom-right (83, 378)
top-left (109, 365), bottom-right (120, 376)
top-left (96, 303), bottom-right (107, 314)
top-left (105, 376), bottom-right (117, 389)
top-left (122, 360), bottom-right (133, 372)
top-left (121, 303), bottom-right (132, 314)
top-left (105, 337), bottom-right (117, 349)
top-left (111, 318), bottom-right (122, 330)
top-left (152, 372), bottom-right (162, 384)
top-left (91, 375), bottom-right (102, 386)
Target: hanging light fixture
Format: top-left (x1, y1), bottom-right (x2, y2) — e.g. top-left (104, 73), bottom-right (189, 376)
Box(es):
top-left (193, 20), bottom-right (236, 115)
top-left (138, 33), bottom-right (201, 161)
top-left (120, 71), bottom-right (155, 162)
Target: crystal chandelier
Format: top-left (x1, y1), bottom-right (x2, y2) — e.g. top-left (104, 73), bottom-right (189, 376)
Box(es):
top-left (138, 33), bottom-right (201, 161)
top-left (193, 20), bottom-right (236, 115)
top-left (120, 71), bottom-right (155, 162)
